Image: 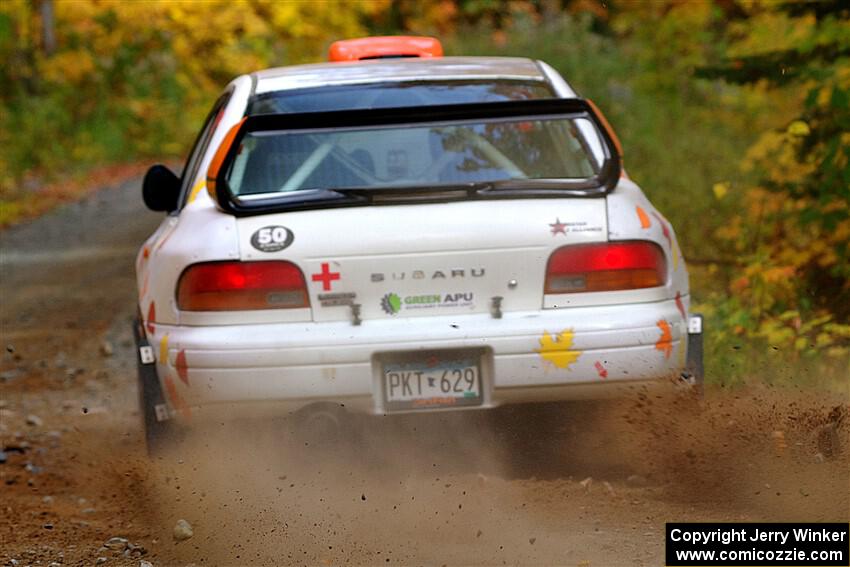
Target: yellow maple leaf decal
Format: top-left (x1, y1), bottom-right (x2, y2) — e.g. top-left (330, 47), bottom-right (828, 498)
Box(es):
top-left (537, 329), bottom-right (582, 369)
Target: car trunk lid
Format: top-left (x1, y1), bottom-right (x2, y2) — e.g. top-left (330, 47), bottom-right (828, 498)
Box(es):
top-left (235, 198), bottom-right (607, 322)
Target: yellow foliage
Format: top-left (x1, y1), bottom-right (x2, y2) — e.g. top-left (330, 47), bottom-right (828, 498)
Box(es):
top-left (41, 51), bottom-right (96, 84)
top-left (742, 129), bottom-right (816, 184)
top-left (761, 266), bottom-right (795, 284)
top-left (712, 182), bottom-right (729, 200)
top-left (728, 9), bottom-right (815, 58)
top-left (0, 0), bottom-right (387, 195)
top-left (786, 120), bottom-right (810, 137)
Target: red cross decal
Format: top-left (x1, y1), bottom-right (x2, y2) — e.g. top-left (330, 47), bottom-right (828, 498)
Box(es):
top-left (311, 262), bottom-right (340, 291)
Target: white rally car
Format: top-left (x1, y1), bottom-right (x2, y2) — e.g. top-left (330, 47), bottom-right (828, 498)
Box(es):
top-left (135, 36), bottom-right (703, 452)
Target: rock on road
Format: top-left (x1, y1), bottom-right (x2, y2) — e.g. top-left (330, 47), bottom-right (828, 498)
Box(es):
top-left (1, 175), bottom-right (847, 566)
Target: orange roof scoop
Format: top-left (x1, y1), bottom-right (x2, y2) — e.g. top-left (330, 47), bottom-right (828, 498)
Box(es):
top-left (329, 36), bottom-right (443, 62)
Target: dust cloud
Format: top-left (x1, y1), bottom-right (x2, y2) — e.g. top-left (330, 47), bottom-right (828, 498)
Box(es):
top-left (139, 388), bottom-right (848, 566)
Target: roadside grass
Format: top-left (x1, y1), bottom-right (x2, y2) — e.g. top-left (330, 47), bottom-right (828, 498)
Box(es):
top-left (694, 282), bottom-right (850, 393)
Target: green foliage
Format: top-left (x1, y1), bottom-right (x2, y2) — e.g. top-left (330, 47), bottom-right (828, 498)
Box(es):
top-left (695, 1), bottom-right (850, 383)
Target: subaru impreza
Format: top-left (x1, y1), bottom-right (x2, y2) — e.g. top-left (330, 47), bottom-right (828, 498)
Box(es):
top-left (135, 36), bottom-right (703, 452)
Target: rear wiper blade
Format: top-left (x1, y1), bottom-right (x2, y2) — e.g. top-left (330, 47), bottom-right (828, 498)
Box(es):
top-left (327, 182), bottom-right (492, 195)
top-left (233, 187), bottom-right (368, 206)
top-left (331, 178), bottom-right (602, 194)
top-left (480, 178), bottom-right (602, 192)
top-left (326, 182), bottom-right (494, 203)
top-left (237, 178), bottom-right (605, 210)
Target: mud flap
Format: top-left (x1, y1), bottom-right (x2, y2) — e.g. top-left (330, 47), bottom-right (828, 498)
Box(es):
top-left (685, 314), bottom-right (704, 393)
top-left (133, 318), bottom-right (174, 455)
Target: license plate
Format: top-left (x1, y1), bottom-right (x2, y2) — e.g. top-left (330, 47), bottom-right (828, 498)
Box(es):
top-left (381, 352), bottom-right (483, 411)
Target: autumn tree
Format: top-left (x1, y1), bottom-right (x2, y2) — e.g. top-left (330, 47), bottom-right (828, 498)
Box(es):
top-left (699, 0), bottom-right (850, 359)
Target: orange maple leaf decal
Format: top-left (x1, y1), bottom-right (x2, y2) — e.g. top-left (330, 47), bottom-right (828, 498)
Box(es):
top-left (537, 329), bottom-right (582, 369)
top-left (636, 206), bottom-right (651, 229)
top-left (655, 320), bottom-right (673, 359)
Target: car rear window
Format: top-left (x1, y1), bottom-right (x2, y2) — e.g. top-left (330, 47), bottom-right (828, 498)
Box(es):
top-left (248, 80), bottom-right (555, 114)
top-left (225, 113), bottom-right (599, 195)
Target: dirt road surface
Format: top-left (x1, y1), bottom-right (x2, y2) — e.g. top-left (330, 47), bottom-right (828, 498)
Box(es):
top-left (1, 177), bottom-right (848, 566)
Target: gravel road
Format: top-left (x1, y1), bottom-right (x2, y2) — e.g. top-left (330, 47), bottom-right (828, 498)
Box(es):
top-left (1, 177), bottom-right (847, 567)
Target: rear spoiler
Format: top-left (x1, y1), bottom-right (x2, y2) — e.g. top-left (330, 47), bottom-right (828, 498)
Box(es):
top-left (206, 98), bottom-right (623, 216)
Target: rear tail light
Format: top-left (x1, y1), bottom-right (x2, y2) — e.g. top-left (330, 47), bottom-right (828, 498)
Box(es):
top-left (177, 261), bottom-right (309, 311)
top-left (545, 241), bottom-right (666, 294)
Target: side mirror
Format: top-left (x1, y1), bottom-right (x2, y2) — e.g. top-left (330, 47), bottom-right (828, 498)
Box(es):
top-left (142, 164), bottom-right (181, 212)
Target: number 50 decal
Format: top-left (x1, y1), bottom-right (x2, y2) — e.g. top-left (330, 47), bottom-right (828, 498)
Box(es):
top-left (250, 226), bottom-right (294, 252)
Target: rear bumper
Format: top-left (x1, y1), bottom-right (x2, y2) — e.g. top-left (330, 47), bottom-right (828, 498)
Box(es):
top-left (149, 299), bottom-right (688, 419)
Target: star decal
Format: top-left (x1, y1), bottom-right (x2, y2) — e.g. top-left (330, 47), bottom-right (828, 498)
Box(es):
top-left (549, 217), bottom-right (567, 236)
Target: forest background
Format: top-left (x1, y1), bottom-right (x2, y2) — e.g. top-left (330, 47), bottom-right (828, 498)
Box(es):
top-left (1, 0), bottom-right (848, 388)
